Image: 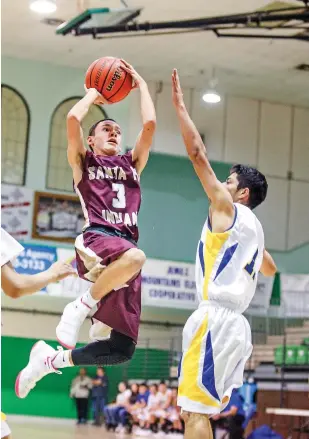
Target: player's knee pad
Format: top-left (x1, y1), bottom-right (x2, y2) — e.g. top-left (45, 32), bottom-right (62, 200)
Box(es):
top-left (111, 330), bottom-right (136, 361)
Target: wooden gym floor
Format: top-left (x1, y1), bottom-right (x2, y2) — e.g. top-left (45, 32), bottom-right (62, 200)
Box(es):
top-left (8, 416), bottom-right (150, 439)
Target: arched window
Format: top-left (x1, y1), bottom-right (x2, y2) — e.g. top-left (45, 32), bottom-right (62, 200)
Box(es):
top-left (46, 97), bottom-right (107, 192)
top-left (1, 85), bottom-right (30, 185)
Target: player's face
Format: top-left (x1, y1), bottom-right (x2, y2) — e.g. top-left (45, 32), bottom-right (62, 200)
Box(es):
top-left (224, 172), bottom-right (249, 204)
top-left (89, 121), bottom-right (122, 156)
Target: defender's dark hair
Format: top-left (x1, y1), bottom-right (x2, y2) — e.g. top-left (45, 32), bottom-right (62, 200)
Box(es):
top-left (230, 164), bottom-right (268, 209)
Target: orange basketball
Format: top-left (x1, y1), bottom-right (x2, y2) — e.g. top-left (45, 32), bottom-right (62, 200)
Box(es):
top-left (85, 56), bottom-right (133, 103)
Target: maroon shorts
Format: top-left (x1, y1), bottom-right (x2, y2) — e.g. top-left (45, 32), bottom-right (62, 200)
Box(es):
top-left (75, 230), bottom-right (141, 342)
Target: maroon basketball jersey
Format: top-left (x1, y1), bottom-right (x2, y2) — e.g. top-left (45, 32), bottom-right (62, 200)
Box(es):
top-left (76, 150), bottom-right (141, 242)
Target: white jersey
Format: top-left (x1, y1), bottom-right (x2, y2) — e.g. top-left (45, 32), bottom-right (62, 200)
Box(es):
top-left (1, 227), bottom-right (24, 267)
top-left (195, 203), bottom-right (264, 314)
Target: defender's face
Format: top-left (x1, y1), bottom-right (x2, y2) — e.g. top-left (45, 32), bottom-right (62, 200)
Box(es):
top-left (223, 172), bottom-right (239, 201)
top-left (223, 172), bottom-right (249, 205)
top-left (89, 121), bottom-right (122, 156)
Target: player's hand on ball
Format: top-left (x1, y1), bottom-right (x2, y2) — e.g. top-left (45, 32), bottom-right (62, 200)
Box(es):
top-left (172, 69), bottom-right (184, 107)
top-left (48, 261), bottom-right (77, 282)
top-left (120, 59), bottom-right (145, 89)
top-left (84, 85), bottom-right (109, 105)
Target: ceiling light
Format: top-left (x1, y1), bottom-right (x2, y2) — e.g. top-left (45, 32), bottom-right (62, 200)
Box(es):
top-left (30, 0), bottom-right (57, 14)
top-left (202, 91), bottom-right (221, 104)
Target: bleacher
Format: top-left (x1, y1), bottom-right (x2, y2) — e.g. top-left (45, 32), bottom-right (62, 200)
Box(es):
top-left (247, 320), bottom-right (309, 370)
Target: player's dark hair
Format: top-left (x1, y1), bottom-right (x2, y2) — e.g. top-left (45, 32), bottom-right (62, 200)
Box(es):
top-left (230, 164), bottom-right (268, 209)
top-left (88, 119), bottom-right (117, 137)
top-left (88, 118), bottom-right (118, 152)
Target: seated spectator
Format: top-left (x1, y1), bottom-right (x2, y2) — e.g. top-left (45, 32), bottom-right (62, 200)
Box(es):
top-left (129, 383), bottom-right (149, 424)
top-left (91, 367), bottom-right (108, 426)
top-left (166, 388), bottom-right (183, 437)
top-left (149, 382), bottom-right (172, 434)
top-left (104, 382), bottom-right (131, 432)
top-left (211, 388), bottom-right (246, 439)
top-left (136, 384), bottom-right (160, 436)
top-left (70, 368), bottom-right (92, 425)
top-left (129, 383), bottom-right (140, 406)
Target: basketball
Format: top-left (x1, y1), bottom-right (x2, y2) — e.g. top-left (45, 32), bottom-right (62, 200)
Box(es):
top-left (85, 56), bottom-right (133, 103)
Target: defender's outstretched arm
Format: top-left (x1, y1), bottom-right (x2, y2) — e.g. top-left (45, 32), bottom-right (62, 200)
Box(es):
top-left (172, 69), bottom-right (233, 213)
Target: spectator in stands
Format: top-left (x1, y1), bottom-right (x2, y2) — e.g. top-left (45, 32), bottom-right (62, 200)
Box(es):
top-left (166, 388), bottom-right (183, 437)
top-left (211, 388), bottom-right (246, 439)
top-left (136, 383), bottom-right (160, 435)
top-left (149, 382), bottom-right (172, 434)
top-left (91, 367), bottom-right (108, 426)
top-left (104, 382), bottom-right (131, 432)
top-left (70, 368), bottom-right (92, 424)
top-left (129, 383), bottom-right (140, 405)
top-left (129, 383), bottom-right (149, 425)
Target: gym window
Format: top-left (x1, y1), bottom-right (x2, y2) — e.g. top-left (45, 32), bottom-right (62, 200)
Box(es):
top-left (46, 97), bottom-right (107, 192)
top-left (1, 85), bottom-right (30, 185)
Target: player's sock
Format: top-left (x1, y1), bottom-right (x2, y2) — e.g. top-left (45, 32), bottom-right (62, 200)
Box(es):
top-left (51, 349), bottom-right (73, 368)
top-left (79, 289), bottom-right (99, 309)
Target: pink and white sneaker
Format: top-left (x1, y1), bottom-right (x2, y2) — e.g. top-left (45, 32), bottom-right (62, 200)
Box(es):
top-left (15, 340), bottom-right (61, 399)
top-left (56, 298), bottom-right (92, 349)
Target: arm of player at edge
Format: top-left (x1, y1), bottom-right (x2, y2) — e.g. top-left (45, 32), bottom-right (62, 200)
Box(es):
top-left (171, 69), bottom-right (233, 217)
top-left (1, 260), bottom-right (76, 299)
top-left (121, 60), bottom-right (156, 174)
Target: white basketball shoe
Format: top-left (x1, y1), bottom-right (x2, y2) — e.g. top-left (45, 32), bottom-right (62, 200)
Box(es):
top-left (15, 340), bottom-right (61, 399)
top-left (56, 297), bottom-right (92, 349)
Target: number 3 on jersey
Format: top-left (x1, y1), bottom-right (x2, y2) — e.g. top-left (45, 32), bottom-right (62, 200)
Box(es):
top-left (244, 249), bottom-right (258, 280)
top-left (112, 183), bottom-right (126, 208)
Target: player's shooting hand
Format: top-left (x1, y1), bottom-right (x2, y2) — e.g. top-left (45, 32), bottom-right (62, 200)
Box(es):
top-left (172, 69), bottom-right (184, 107)
top-left (84, 85), bottom-right (110, 105)
top-left (120, 59), bottom-right (145, 89)
top-left (48, 261), bottom-right (77, 282)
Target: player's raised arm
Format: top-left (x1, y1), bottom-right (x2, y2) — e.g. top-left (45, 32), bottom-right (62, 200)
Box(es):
top-left (122, 60), bottom-right (156, 174)
top-left (172, 69), bottom-right (233, 211)
top-left (67, 88), bottom-right (106, 182)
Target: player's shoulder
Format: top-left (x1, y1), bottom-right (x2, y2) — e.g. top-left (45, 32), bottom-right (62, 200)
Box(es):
top-left (235, 203), bottom-right (264, 234)
top-left (120, 149), bottom-right (134, 163)
top-left (235, 203), bottom-right (259, 223)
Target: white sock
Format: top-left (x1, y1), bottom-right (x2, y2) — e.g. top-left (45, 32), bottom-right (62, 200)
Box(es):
top-left (51, 349), bottom-right (73, 369)
top-left (78, 289), bottom-right (99, 309)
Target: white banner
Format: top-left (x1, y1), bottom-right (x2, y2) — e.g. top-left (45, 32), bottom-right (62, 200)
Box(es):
top-left (1, 184), bottom-right (33, 240)
top-left (246, 274), bottom-right (274, 316)
top-left (281, 274), bottom-right (309, 318)
top-left (141, 259), bottom-right (198, 310)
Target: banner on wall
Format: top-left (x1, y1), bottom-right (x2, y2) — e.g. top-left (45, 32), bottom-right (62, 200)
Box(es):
top-left (281, 274), bottom-right (309, 318)
top-left (9, 242), bottom-right (309, 316)
top-left (141, 259), bottom-right (198, 310)
top-left (1, 184), bottom-right (34, 240)
top-left (13, 244), bottom-right (91, 296)
top-left (246, 274), bottom-right (274, 316)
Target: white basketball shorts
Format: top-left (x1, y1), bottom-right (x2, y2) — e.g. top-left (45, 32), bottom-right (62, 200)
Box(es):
top-left (177, 301), bottom-right (252, 415)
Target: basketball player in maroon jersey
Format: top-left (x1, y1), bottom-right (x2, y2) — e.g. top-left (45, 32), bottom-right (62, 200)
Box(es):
top-left (15, 60), bottom-right (156, 399)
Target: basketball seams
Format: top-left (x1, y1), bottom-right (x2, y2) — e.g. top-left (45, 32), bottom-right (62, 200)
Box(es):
top-left (89, 59), bottom-right (100, 90)
top-left (100, 58), bottom-right (118, 96)
top-left (108, 70), bottom-right (128, 101)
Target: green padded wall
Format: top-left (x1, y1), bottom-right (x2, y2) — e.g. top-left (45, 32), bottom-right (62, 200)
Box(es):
top-left (138, 152), bottom-right (231, 262)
